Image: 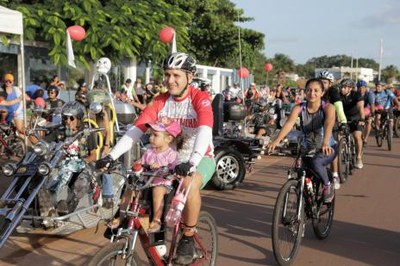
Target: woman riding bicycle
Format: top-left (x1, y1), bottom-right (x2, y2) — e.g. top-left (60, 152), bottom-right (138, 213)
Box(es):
top-left (268, 78), bottom-right (337, 203)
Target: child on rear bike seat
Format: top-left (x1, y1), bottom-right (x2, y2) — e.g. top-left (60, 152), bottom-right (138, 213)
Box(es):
top-left (110, 118), bottom-right (181, 233)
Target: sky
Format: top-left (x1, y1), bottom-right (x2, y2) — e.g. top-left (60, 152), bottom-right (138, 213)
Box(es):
top-left (231, 0), bottom-right (400, 68)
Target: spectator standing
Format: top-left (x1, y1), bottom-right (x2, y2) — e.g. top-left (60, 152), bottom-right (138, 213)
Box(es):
top-left (134, 78), bottom-right (144, 104)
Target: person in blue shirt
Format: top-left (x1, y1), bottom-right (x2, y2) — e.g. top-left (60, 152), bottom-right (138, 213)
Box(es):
top-left (356, 80), bottom-right (375, 146)
top-left (373, 80), bottom-right (399, 131)
top-left (26, 79), bottom-right (45, 100)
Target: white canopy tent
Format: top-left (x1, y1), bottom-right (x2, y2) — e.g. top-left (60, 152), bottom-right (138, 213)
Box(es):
top-left (0, 5), bottom-right (27, 128)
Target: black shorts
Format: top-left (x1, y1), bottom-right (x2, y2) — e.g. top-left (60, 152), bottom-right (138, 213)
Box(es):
top-left (348, 120), bottom-right (364, 133)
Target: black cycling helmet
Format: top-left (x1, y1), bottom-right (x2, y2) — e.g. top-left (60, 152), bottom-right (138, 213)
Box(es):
top-left (47, 85), bottom-right (59, 96)
top-left (61, 101), bottom-right (86, 120)
top-left (162, 52), bottom-right (197, 75)
top-left (340, 79), bottom-right (355, 88)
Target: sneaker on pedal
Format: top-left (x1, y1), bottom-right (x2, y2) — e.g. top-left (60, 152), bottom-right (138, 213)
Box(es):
top-left (175, 235), bottom-right (196, 265)
top-left (323, 183), bottom-right (334, 203)
top-left (333, 176), bottom-right (341, 190)
top-left (355, 159), bottom-right (363, 169)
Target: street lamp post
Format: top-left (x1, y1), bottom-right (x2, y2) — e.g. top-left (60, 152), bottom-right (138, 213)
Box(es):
top-left (145, 59), bottom-right (152, 84)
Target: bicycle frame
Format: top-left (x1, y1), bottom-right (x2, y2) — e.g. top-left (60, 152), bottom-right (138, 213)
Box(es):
top-left (108, 173), bottom-right (211, 266)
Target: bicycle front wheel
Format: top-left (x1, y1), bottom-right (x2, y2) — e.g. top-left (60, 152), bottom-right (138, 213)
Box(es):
top-left (376, 128), bottom-right (383, 147)
top-left (387, 124), bottom-right (393, 151)
top-left (272, 179), bottom-right (304, 266)
top-left (312, 180), bottom-right (335, 239)
top-left (349, 136), bottom-right (357, 174)
top-left (394, 115), bottom-right (400, 138)
top-left (88, 241), bottom-right (140, 266)
top-left (193, 211), bottom-right (218, 265)
top-left (337, 138), bottom-right (349, 183)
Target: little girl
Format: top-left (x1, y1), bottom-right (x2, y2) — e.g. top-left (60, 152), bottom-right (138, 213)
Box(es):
top-left (111, 118), bottom-right (181, 233)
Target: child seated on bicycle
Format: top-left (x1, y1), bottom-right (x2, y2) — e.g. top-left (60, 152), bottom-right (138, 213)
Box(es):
top-left (110, 118), bottom-right (181, 233)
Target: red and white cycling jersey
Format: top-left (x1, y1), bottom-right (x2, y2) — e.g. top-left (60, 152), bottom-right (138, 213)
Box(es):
top-left (134, 86), bottom-right (214, 163)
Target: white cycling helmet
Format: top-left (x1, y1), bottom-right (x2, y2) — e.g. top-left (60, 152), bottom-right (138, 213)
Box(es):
top-left (318, 70), bottom-right (335, 82)
top-left (162, 52), bottom-right (197, 74)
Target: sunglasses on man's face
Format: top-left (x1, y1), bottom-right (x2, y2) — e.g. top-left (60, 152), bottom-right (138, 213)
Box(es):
top-left (63, 115), bottom-right (75, 122)
top-left (49, 91), bottom-right (56, 94)
top-left (5, 80), bottom-right (12, 84)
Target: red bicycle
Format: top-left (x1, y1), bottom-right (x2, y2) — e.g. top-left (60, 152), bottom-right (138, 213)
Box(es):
top-left (88, 167), bottom-right (218, 265)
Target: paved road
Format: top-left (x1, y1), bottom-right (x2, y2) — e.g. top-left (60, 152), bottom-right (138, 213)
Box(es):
top-left (0, 136), bottom-right (399, 265)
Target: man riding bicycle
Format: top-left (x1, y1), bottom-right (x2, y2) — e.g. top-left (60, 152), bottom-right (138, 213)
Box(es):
top-left (339, 79), bottom-right (365, 169)
top-left (96, 52), bottom-right (215, 265)
top-left (318, 70), bottom-right (346, 189)
top-left (356, 80), bottom-right (375, 146)
top-left (373, 80), bottom-right (399, 132)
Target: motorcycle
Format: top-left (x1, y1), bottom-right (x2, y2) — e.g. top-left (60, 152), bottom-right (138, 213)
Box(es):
top-left (0, 122), bottom-right (125, 249)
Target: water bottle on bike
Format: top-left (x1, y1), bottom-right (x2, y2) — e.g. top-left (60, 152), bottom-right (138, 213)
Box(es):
top-left (166, 190), bottom-right (186, 227)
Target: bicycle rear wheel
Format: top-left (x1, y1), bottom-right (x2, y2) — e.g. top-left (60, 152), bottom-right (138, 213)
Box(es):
top-left (88, 240), bottom-right (140, 266)
top-left (312, 180), bottom-right (335, 239)
top-left (337, 138), bottom-right (349, 183)
top-left (193, 211), bottom-right (218, 265)
top-left (4, 135), bottom-right (25, 163)
top-left (272, 179), bottom-right (304, 266)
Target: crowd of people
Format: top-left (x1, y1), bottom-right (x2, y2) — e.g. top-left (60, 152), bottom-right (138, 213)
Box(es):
top-left (0, 56), bottom-right (399, 264)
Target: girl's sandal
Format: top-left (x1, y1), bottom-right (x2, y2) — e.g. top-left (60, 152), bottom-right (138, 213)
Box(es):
top-left (107, 217), bottom-right (121, 229)
top-left (148, 219), bottom-right (162, 233)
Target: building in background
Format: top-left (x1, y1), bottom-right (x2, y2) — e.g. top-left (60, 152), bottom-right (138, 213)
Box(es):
top-left (315, 67), bottom-right (376, 83)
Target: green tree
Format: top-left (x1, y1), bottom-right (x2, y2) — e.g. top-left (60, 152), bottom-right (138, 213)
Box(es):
top-left (381, 65), bottom-right (400, 83)
top-left (1, 0), bottom-right (189, 68)
top-left (164, 0), bottom-right (265, 69)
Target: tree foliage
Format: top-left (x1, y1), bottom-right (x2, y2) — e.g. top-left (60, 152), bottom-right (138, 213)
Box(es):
top-left (381, 65), bottom-right (400, 83)
top-left (1, 0), bottom-right (265, 72)
top-left (1, 0), bottom-right (189, 68)
top-left (164, 0), bottom-right (265, 69)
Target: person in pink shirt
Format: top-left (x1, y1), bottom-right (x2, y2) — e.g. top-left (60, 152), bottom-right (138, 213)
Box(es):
top-left (110, 118), bottom-right (181, 233)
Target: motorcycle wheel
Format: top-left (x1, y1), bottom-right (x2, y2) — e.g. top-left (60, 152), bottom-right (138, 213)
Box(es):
top-left (211, 147), bottom-right (246, 190)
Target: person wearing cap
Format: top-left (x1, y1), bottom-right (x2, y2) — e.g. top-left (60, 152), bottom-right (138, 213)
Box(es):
top-left (0, 73), bottom-right (25, 134)
top-left (373, 80), bottom-right (399, 132)
top-left (96, 52), bottom-right (214, 264)
top-left (108, 118), bottom-right (181, 232)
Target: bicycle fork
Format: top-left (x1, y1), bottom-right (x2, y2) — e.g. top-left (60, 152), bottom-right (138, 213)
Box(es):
top-left (111, 227), bottom-right (139, 262)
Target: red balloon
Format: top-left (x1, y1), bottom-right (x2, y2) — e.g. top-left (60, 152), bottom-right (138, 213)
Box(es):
top-left (264, 63), bottom-right (273, 72)
top-left (34, 97), bottom-right (45, 109)
top-left (238, 67), bottom-right (249, 79)
top-left (159, 26), bottom-right (175, 43)
top-left (67, 25), bottom-right (86, 41)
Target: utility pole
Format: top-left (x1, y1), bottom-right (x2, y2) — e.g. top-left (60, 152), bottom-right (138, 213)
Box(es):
top-left (378, 39), bottom-right (383, 81)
